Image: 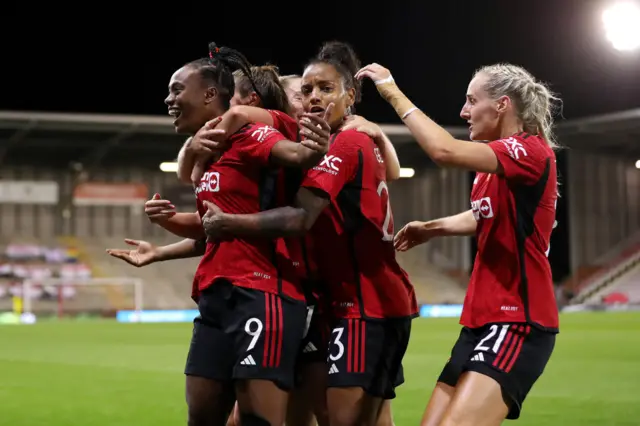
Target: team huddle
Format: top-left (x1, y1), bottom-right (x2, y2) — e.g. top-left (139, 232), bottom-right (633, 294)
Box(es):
top-left (107, 41), bottom-right (560, 426)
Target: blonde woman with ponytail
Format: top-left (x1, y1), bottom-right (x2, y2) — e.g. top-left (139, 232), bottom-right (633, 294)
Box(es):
top-left (357, 63), bottom-right (560, 426)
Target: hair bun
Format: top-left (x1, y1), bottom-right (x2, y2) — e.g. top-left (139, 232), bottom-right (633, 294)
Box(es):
top-left (317, 41), bottom-right (361, 75)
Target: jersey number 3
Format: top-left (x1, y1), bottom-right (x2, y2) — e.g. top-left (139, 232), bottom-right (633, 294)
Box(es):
top-left (377, 181), bottom-right (393, 242)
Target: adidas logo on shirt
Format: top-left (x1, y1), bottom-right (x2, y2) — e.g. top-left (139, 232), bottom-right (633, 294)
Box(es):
top-left (470, 353), bottom-right (485, 362)
top-left (303, 342), bottom-right (318, 353)
top-left (328, 363), bottom-right (339, 374)
top-left (240, 355), bottom-right (256, 366)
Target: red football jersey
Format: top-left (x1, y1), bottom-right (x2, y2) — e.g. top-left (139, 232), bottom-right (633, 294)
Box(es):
top-left (268, 109), bottom-right (299, 141)
top-left (462, 133), bottom-right (559, 331)
top-left (192, 123), bottom-right (302, 302)
top-left (301, 129), bottom-right (418, 320)
top-left (267, 110), bottom-right (319, 287)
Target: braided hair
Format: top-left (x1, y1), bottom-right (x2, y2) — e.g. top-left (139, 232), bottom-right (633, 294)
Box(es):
top-left (185, 42), bottom-right (263, 110)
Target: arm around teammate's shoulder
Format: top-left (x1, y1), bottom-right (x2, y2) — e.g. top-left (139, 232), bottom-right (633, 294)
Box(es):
top-left (342, 115), bottom-right (401, 181)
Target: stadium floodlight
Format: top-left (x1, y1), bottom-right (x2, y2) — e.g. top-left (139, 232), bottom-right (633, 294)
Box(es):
top-left (602, 2), bottom-right (640, 51)
top-left (635, 159), bottom-right (640, 169)
top-left (159, 162), bottom-right (179, 172)
top-left (399, 168), bottom-right (415, 178)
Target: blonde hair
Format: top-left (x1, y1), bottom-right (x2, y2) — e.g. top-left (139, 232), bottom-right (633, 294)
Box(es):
top-left (279, 74), bottom-right (301, 90)
top-left (476, 63), bottom-right (562, 149)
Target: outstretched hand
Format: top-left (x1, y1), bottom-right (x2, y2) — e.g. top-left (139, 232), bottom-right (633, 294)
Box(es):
top-left (393, 221), bottom-right (433, 252)
top-left (106, 239), bottom-right (158, 267)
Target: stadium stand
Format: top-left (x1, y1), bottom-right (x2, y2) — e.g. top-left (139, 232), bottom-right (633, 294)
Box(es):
top-left (2, 110), bottom-right (639, 318)
top-left (0, 240), bottom-right (87, 311)
top-left (571, 247), bottom-right (640, 305)
top-left (565, 231), bottom-right (640, 305)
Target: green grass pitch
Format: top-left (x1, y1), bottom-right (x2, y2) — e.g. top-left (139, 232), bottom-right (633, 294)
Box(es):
top-left (0, 312), bottom-right (638, 425)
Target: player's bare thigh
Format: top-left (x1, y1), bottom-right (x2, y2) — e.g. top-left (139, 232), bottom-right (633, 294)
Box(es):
top-left (235, 379), bottom-right (290, 426)
top-left (420, 382), bottom-right (456, 426)
top-left (287, 361), bottom-right (329, 426)
top-left (439, 372), bottom-right (509, 426)
top-left (376, 400), bottom-right (395, 426)
top-left (327, 387), bottom-right (384, 426)
top-left (186, 376), bottom-right (235, 426)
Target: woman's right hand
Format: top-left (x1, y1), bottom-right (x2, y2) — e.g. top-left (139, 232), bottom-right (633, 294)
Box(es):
top-left (106, 239), bottom-right (159, 267)
top-left (393, 221), bottom-right (435, 252)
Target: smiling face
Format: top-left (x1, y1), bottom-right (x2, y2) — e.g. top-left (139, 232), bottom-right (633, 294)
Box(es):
top-left (164, 65), bottom-right (219, 135)
top-left (300, 62), bottom-right (355, 132)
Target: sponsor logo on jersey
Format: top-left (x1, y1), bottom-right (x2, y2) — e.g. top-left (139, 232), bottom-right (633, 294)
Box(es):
top-left (195, 171), bottom-right (220, 195)
top-left (251, 125), bottom-right (278, 142)
top-left (313, 155), bottom-right (342, 175)
top-left (500, 137), bottom-right (528, 160)
top-left (471, 196), bottom-right (494, 220)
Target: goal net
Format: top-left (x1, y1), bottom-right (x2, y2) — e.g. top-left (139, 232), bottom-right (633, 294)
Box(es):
top-left (17, 277), bottom-right (143, 320)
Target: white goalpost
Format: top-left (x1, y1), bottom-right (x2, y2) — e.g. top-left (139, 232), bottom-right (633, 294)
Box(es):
top-left (20, 277), bottom-right (143, 320)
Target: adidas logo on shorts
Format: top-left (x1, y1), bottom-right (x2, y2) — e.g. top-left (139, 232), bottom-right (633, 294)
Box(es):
top-left (328, 363), bottom-right (339, 374)
top-left (240, 355), bottom-right (256, 366)
top-left (303, 342), bottom-right (318, 353)
top-left (470, 353), bottom-right (485, 362)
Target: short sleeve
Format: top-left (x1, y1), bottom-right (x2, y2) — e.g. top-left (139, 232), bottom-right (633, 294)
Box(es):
top-left (301, 130), bottom-right (366, 199)
top-left (268, 110), bottom-right (300, 141)
top-left (488, 135), bottom-right (550, 184)
top-left (233, 123), bottom-right (287, 165)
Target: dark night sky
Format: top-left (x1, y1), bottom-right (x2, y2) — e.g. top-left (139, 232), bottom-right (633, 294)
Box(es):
top-left (2, 0), bottom-right (639, 126)
top-left (5, 0), bottom-right (636, 281)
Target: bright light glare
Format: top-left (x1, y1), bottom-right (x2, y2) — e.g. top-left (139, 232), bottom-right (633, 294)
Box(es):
top-left (603, 2), bottom-right (640, 51)
top-left (159, 162), bottom-right (178, 172)
top-left (635, 159), bottom-right (640, 169)
top-left (399, 168), bottom-right (415, 178)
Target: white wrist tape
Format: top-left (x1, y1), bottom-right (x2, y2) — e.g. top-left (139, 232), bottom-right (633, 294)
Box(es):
top-left (374, 75), bottom-right (395, 85)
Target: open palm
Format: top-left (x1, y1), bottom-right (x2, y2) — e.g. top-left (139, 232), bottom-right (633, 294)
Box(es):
top-left (106, 239), bottom-right (157, 267)
top-left (394, 221), bottom-right (434, 252)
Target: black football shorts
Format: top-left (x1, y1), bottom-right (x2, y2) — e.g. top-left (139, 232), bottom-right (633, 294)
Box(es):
top-left (326, 317), bottom-right (411, 399)
top-left (297, 304), bottom-right (331, 364)
top-left (185, 280), bottom-right (307, 390)
top-left (438, 323), bottom-right (556, 419)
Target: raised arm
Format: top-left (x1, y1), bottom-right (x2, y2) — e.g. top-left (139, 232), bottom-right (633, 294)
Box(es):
top-left (231, 110), bottom-right (333, 170)
top-left (176, 106), bottom-right (265, 184)
top-left (356, 64), bottom-right (502, 174)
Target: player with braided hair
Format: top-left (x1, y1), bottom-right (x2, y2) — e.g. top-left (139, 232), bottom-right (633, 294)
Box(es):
top-left (108, 42), bottom-right (333, 426)
top-left (200, 40), bottom-right (417, 426)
